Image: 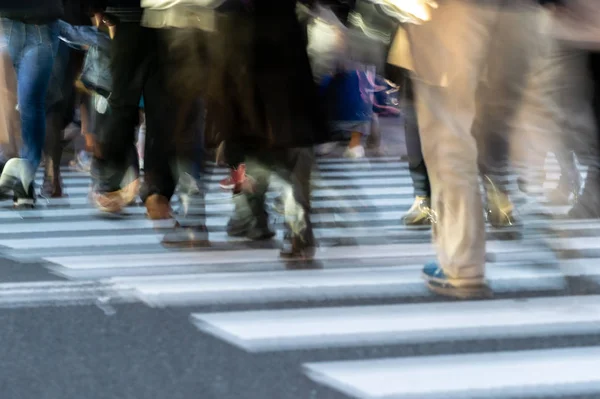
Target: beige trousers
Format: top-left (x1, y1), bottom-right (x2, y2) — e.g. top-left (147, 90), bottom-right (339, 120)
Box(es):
top-left (407, 0), bottom-right (540, 279)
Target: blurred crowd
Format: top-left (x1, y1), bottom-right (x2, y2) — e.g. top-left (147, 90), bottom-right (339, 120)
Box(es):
top-left (1, 0), bottom-right (600, 298)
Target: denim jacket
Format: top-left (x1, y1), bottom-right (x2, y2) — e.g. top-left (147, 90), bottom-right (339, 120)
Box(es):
top-left (46, 20), bottom-right (111, 106)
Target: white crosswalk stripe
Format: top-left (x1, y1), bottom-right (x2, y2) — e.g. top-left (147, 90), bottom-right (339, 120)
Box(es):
top-left (1, 156), bottom-right (599, 398)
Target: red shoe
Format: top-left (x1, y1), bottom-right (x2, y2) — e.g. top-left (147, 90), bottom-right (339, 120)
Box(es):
top-left (219, 164), bottom-right (247, 191)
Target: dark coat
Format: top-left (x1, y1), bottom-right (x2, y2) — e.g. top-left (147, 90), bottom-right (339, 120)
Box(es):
top-left (205, 0), bottom-right (329, 150)
top-left (0, 0), bottom-right (64, 22)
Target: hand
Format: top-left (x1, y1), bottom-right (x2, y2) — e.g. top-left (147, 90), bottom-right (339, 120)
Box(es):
top-left (93, 13), bottom-right (103, 27)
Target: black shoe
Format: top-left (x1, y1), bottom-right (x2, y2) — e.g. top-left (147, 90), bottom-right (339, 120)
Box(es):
top-left (13, 182), bottom-right (36, 209)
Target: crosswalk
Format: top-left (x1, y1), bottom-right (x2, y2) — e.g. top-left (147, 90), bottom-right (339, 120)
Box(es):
top-left (1, 156), bottom-right (600, 398)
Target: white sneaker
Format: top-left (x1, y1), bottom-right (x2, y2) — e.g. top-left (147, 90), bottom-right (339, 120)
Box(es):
top-left (343, 145), bottom-right (365, 159)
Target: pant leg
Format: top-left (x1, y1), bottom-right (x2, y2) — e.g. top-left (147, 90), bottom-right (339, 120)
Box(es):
top-left (408, 0), bottom-right (496, 279)
top-left (576, 52), bottom-right (600, 209)
top-left (96, 23), bottom-right (148, 192)
top-left (518, 14), bottom-right (592, 189)
top-left (386, 64), bottom-right (430, 197)
top-left (277, 147), bottom-right (314, 239)
top-left (244, 146), bottom-right (314, 238)
top-left (402, 75), bottom-right (430, 198)
top-left (4, 20), bottom-right (59, 171)
top-left (44, 104), bottom-right (64, 178)
top-left (155, 28), bottom-right (207, 197)
top-left (472, 3), bottom-right (541, 193)
top-left (138, 31), bottom-right (176, 202)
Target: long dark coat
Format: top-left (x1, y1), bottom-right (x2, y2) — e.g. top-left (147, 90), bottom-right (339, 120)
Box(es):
top-left (204, 0), bottom-right (329, 150)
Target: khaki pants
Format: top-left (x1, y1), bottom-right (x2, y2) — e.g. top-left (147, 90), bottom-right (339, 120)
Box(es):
top-left (407, 0), bottom-right (540, 279)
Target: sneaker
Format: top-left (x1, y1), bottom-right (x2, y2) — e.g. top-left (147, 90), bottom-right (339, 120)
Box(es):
top-left (0, 158), bottom-right (36, 208)
top-left (402, 196), bottom-right (433, 226)
top-left (92, 190), bottom-right (126, 213)
top-left (220, 164), bottom-right (247, 191)
top-left (422, 262), bottom-right (492, 299)
top-left (343, 145), bottom-right (365, 159)
top-left (13, 182), bottom-right (36, 209)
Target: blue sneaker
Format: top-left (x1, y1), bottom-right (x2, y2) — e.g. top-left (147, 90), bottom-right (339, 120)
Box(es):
top-left (422, 262), bottom-right (492, 299)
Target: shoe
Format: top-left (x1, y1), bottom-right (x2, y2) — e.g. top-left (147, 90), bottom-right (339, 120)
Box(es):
top-left (120, 178), bottom-right (140, 206)
top-left (41, 175), bottom-right (63, 198)
top-left (162, 174), bottom-right (210, 247)
top-left (484, 176), bottom-right (517, 228)
top-left (92, 176), bottom-right (139, 214)
top-left (280, 228), bottom-right (316, 260)
top-left (220, 164), bottom-right (247, 191)
top-left (92, 190), bottom-right (126, 213)
top-left (402, 196), bottom-right (432, 226)
top-left (422, 262), bottom-right (491, 299)
top-left (226, 194), bottom-right (275, 240)
top-left (0, 158), bottom-right (36, 208)
top-left (145, 194), bottom-right (172, 220)
top-left (343, 145), bottom-right (365, 159)
top-left (13, 182), bottom-right (36, 209)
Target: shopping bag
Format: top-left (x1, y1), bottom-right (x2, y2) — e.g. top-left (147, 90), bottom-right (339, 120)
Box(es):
top-left (373, 76), bottom-right (401, 116)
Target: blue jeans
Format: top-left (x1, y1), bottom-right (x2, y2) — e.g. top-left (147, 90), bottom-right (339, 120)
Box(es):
top-left (0, 19), bottom-right (59, 170)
